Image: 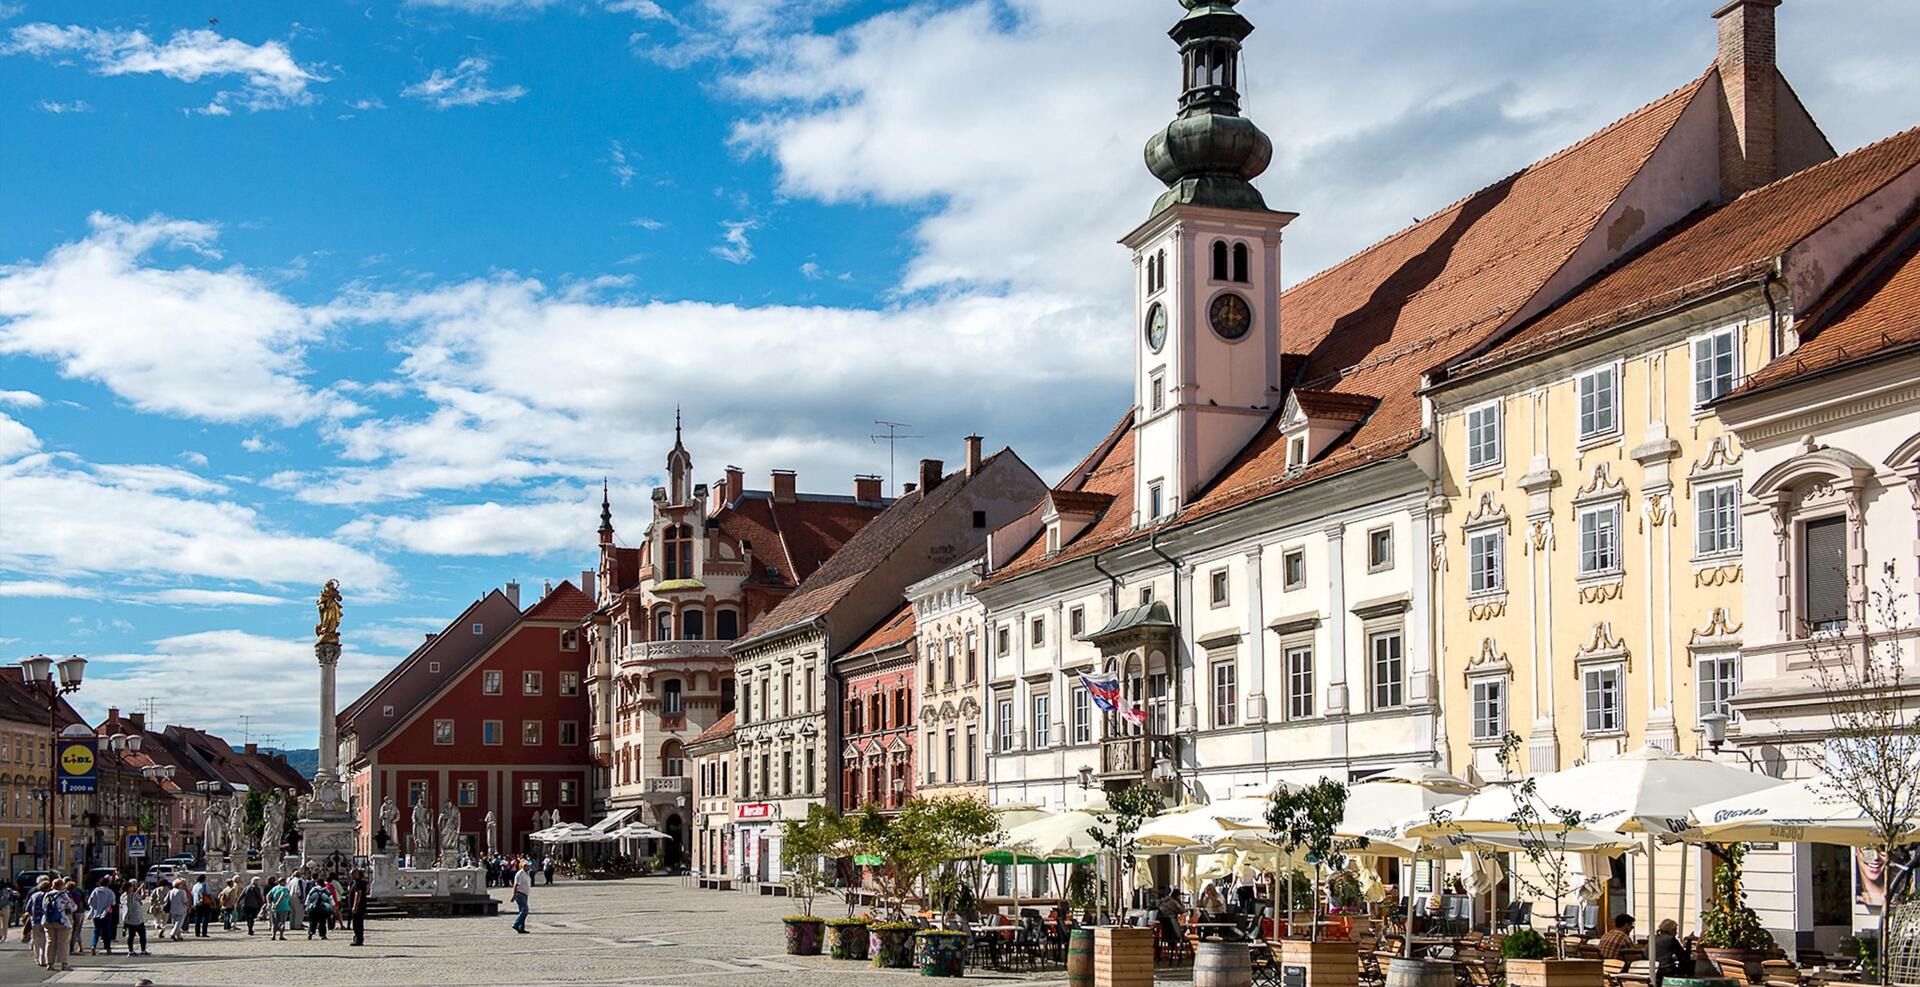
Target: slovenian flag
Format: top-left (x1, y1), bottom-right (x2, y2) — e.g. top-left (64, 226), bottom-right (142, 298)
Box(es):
top-left (1081, 673), bottom-right (1147, 725)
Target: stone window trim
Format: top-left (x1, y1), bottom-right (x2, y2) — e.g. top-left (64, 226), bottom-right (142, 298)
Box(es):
top-left (1367, 525), bottom-right (1395, 573)
top-left (1574, 360), bottom-right (1624, 447)
top-left (1688, 323), bottom-right (1743, 413)
top-left (1363, 613), bottom-right (1406, 712)
top-left (1462, 639), bottom-right (1513, 747)
top-left (1208, 566), bottom-right (1230, 608)
top-left (1688, 477), bottom-right (1744, 564)
top-left (1464, 520), bottom-right (1508, 601)
top-left (1464, 399), bottom-right (1504, 478)
top-left (1280, 544), bottom-right (1307, 591)
top-left (1572, 622), bottom-right (1629, 739)
top-left (1749, 443), bottom-right (1876, 641)
top-left (1574, 500), bottom-right (1626, 583)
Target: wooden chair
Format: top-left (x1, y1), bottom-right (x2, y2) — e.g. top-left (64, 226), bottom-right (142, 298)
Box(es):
top-left (1459, 958), bottom-right (1500, 987)
top-left (1358, 949), bottom-right (1387, 987)
top-left (1761, 958), bottom-right (1804, 987)
top-left (1711, 955), bottom-right (1758, 987)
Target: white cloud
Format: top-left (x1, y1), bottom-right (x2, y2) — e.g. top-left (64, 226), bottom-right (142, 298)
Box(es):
top-left (710, 219), bottom-right (758, 264)
top-left (402, 57), bottom-right (527, 110)
top-left (0, 579), bottom-right (97, 598)
top-left (0, 451), bottom-right (395, 593)
top-left (36, 99), bottom-right (90, 113)
top-left (0, 212), bottom-right (350, 425)
top-left (0, 410), bottom-right (37, 460)
top-left (144, 588), bottom-right (293, 607)
top-left (241, 434), bottom-right (279, 453)
top-left (629, 216), bottom-right (666, 230)
top-left (607, 139), bottom-right (637, 186)
top-left (180, 450), bottom-right (210, 467)
top-left (339, 496), bottom-right (589, 557)
top-left (0, 390), bottom-right (42, 407)
top-left (605, 0), bottom-right (672, 20)
top-left (4, 23), bottom-right (322, 112)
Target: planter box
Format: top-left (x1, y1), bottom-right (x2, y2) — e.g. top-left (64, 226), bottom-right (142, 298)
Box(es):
top-left (871, 927), bottom-right (916, 969)
top-left (827, 922), bottom-right (870, 960)
top-left (1505, 958), bottom-right (1605, 987)
top-left (784, 918), bottom-right (824, 956)
top-left (1278, 939), bottom-right (1359, 987)
top-left (915, 931), bottom-right (967, 977)
top-left (1095, 926), bottom-right (1155, 987)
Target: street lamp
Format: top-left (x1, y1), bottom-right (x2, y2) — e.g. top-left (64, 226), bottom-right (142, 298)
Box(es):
top-left (19, 654), bottom-right (84, 873)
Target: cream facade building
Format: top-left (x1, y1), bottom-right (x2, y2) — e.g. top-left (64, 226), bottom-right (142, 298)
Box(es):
top-left (908, 558), bottom-right (993, 801)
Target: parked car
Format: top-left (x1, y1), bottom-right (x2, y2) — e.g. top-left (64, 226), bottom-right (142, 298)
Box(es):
top-left (144, 863), bottom-right (180, 886)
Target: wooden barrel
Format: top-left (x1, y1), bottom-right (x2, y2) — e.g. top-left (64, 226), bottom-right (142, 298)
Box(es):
top-left (1195, 940), bottom-right (1253, 987)
top-left (1094, 926), bottom-right (1155, 987)
top-left (1385, 956), bottom-right (1454, 987)
top-left (1067, 928), bottom-right (1095, 987)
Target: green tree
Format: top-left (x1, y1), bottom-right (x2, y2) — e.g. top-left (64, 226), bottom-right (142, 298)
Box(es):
top-left (1090, 784), bottom-right (1164, 924)
top-left (780, 803), bottom-right (851, 917)
top-left (1266, 778), bottom-right (1359, 942)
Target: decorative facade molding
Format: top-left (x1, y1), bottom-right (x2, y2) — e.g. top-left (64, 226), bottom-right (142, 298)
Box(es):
top-left (1686, 607), bottom-right (1744, 656)
top-left (1640, 493), bottom-right (1671, 531)
top-left (1693, 564), bottom-right (1743, 587)
top-left (1467, 599), bottom-right (1507, 621)
top-left (1463, 492), bottom-right (1508, 527)
top-left (1462, 638), bottom-right (1512, 683)
top-left (1575, 462), bottom-right (1627, 500)
top-left (1688, 435), bottom-right (1743, 476)
top-left (1572, 621), bottom-right (1631, 673)
top-left (1578, 581), bottom-right (1623, 604)
top-left (1527, 518), bottom-right (1554, 553)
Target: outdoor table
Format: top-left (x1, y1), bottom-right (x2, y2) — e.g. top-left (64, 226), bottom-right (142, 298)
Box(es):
top-left (1805, 970), bottom-right (1864, 984)
top-left (1194, 921), bottom-right (1239, 941)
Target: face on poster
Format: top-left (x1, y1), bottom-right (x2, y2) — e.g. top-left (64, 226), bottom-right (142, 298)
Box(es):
top-left (1855, 847), bottom-right (1886, 907)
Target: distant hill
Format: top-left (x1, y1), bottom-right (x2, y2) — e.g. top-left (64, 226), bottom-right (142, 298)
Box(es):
top-left (262, 748), bottom-right (318, 779)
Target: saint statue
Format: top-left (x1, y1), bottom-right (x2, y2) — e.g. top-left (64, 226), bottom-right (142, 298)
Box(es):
top-left (227, 795), bottom-right (248, 861)
top-left (315, 579), bottom-right (344, 643)
top-left (261, 792), bottom-right (287, 872)
top-left (377, 796), bottom-right (400, 851)
top-left (438, 800), bottom-right (462, 863)
top-left (483, 810), bottom-right (498, 857)
top-left (411, 796), bottom-right (435, 857)
top-left (204, 797), bottom-right (228, 854)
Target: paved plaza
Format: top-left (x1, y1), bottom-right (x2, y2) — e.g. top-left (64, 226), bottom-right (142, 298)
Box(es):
top-left (0, 878), bottom-right (1072, 987)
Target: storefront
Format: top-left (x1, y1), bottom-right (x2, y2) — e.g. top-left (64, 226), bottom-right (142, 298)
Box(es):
top-left (734, 801), bottom-right (780, 884)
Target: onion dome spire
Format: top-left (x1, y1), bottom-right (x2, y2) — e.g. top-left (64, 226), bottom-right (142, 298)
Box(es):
top-left (1143, 0), bottom-right (1274, 216)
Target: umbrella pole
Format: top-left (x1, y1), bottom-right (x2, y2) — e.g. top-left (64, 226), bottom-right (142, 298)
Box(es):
top-left (1645, 834), bottom-right (1657, 972)
top-left (1404, 850), bottom-right (1418, 958)
top-left (1677, 842), bottom-right (1690, 936)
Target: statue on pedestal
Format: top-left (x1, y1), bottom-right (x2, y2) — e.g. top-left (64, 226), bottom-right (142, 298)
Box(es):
top-left (438, 800), bottom-right (461, 865)
top-left (483, 810), bottom-right (497, 857)
top-left (204, 796), bottom-right (229, 855)
top-left (227, 794), bottom-right (249, 865)
top-left (377, 796), bottom-right (399, 853)
top-left (261, 792), bottom-right (287, 874)
top-left (411, 797), bottom-right (434, 861)
top-left (315, 579), bottom-right (343, 644)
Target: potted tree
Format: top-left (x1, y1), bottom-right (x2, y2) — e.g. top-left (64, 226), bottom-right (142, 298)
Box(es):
top-left (915, 928), bottom-right (969, 977)
top-left (779, 805), bottom-right (843, 956)
top-left (1089, 785), bottom-right (1164, 987)
top-left (1698, 844), bottom-right (1776, 982)
top-left (1268, 779), bottom-right (1364, 987)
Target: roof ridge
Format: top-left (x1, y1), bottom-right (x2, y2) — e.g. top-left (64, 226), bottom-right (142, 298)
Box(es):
top-left (1730, 121), bottom-right (1920, 204)
top-left (1283, 70), bottom-right (1711, 298)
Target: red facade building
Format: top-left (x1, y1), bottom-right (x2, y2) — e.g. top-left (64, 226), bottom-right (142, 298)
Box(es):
top-left (835, 602), bottom-right (917, 813)
top-left (339, 582), bottom-right (595, 856)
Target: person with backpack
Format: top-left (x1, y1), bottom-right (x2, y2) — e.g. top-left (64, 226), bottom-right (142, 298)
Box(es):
top-left (43, 878), bottom-right (75, 972)
top-left (25, 876), bottom-right (49, 966)
top-left (303, 879), bottom-right (333, 939)
top-left (240, 877), bottom-right (265, 936)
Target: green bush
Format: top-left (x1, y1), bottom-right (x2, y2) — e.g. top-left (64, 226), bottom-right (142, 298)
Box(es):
top-left (1501, 928), bottom-right (1554, 960)
top-left (918, 929), bottom-right (968, 937)
top-left (1699, 845), bottom-right (1776, 951)
top-left (871, 921), bottom-right (918, 932)
top-left (826, 917), bottom-right (870, 927)
top-left (784, 914), bottom-right (825, 924)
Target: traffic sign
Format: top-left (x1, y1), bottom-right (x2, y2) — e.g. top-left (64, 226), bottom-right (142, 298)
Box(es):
top-left (127, 834), bottom-right (148, 858)
top-left (57, 737), bottom-right (97, 794)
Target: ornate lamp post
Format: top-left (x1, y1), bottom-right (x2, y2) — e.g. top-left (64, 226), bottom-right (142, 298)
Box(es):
top-left (19, 654), bottom-right (85, 872)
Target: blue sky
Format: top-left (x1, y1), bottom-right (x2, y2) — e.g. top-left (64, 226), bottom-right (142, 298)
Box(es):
top-left (3, 0), bottom-right (1916, 746)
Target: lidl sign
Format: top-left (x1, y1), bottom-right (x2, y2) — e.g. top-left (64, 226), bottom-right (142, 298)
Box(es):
top-left (57, 738), bottom-right (97, 794)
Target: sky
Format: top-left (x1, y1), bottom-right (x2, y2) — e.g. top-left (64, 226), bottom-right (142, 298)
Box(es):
top-left (2, 0), bottom-right (1916, 748)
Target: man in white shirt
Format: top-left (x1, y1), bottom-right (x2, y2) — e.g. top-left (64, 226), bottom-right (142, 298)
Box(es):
top-left (511, 861), bottom-right (533, 934)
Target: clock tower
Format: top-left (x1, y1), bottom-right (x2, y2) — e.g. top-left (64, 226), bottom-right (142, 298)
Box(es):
top-left (1123, 0), bottom-right (1294, 524)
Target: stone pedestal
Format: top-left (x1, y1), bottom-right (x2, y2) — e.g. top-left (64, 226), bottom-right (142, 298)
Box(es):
top-left (298, 635), bottom-right (359, 871)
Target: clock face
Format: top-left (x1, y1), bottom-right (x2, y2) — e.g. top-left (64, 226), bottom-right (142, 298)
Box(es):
top-left (1144, 302), bottom-right (1168, 352)
top-left (1209, 292), bottom-right (1252, 341)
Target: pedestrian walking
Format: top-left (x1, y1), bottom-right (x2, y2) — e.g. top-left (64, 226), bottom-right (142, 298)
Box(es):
top-left (121, 879), bottom-right (150, 956)
top-left (303, 879), bottom-right (332, 939)
top-left (287, 870), bottom-right (306, 932)
top-left (87, 876), bottom-right (118, 954)
top-left (66, 879), bottom-right (87, 952)
top-left (511, 859), bottom-right (533, 934)
top-left (219, 877), bottom-right (239, 931)
top-left (346, 868), bottom-right (370, 946)
top-left (0, 880), bottom-right (16, 941)
top-left (240, 877), bottom-right (264, 936)
top-left (543, 855), bottom-right (556, 886)
top-left (190, 874), bottom-right (212, 937)
top-left (43, 878), bottom-right (74, 972)
top-left (25, 877), bottom-right (49, 967)
top-left (266, 877), bottom-right (292, 940)
top-left (165, 879), bottom-right (190, 941)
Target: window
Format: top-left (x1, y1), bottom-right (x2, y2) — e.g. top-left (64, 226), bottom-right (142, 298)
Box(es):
top-left (1579, 505), bottom-right (1621, 576)
top-left (1288, 435), bottom-right (1307, 469)
top-left (1212, 659), bottom-right (1238, 727)
top-left (408, 779), bottom-right (429, 806)
top-left (663, 740), bottom-right (685, 776)
top-left (1139, 585), bottom-right (1154, 606)
top-left (1286, 646), bottom-right (1314, 720)
top-left (523, 671), bottom-right (542, 696)
top-left (1695, 481), bottom-right (1741, 557)
top-left (521, 779), bottom-right (542, 806)
top-left (1071, 684), bottom-right (1092, 744)
top-left (1583, 665), bottom-right (1622, 734)
top-left (781, 750), bottom-right (793, 796)
top-left (1148, 481), bottom-right (1165, 520)
top-left (966, 631), bottom-right (978, 681)
top-left (1150, 371), bottom-right (1166, 413)
top-left (483, 670), bottom-right (502, 695)
top-left (482, 720), bottom-right (503, 745)
top-left (1368, 527), bottom-right (1393, 571)
top-left (434, 719), bottom-right (454, 745)
top-left (1031, 616), bottom-right (1046, 647)
top-left (782, 673), bottom-right (793, 717)
top-left (1697, 654), bottom-right (1739, 721)
top-left (996, 625), bottom-right (1010, 657)
top-left (560, 629), bottom-right (579, 651)
top-left (1803, 516), bottom-right (1849, 632)
top-left (1211, 240), bottom-right (1229, 281)
top-left (1148, 672), bottom-right (1170, 734)
top-left (738, 682), bottom-right (751, 725)
top-left (559, 779), bottom-right (578, 806)
top-left (1282, 548), bottom-right (1305, 590)
top-left (663, 678), bottom-right (683, 715)
top-left (1031, 694), bottom-right (1051, 749)
top-left (457, 779), bottom-right (478, 806)
top-left (973, 510), bottom-right (987, 529)
top-left (522, 720), bottom-right (542, 746)
top-left (715, 609), bottom-right (739, 640)
top-left (997, 699), bottom-right (1015, 752)
top-left (1468, 529), bottom-right (1504, 594)
top-left (1209, 568), bottom-right (1229, 607)
top-left (944, 729), bottom-right (956, 782)
top-left (926, 731), bottom-right (937, 783)
top-left (472, 622), bottom-right (485, 635)
top-left (1231, 242), bottom-right (1250, 283)
top-left (1466, 402), bottom-right (1501, 471)
top-left (559, 721), bottom-right (579, 745)
top-left (560, 672), bottom-right (580, 696)
top-left (965, 726), bottom-right (979, 781)
top-left (429, 661), bottom-right (441, 673)
top-left (654, 609), bottom-right (672, 642)
top-left (663, 523), bottom-right (694, 580)
top-left (1471, 680), bottom-right (1505, 741)
top-left (1069, 607), bottom-right (1085, 637)
top-left (1369, 630), bottom-right (1404, 710)
top-left (1692, 328), bottom-right (1738, 406)
top-left (1576, 365), bottom-right (1618, 440)
top-left (805, 746), bottom-right (817, 794)
top-left (682, 608), bottom-right (705, 641)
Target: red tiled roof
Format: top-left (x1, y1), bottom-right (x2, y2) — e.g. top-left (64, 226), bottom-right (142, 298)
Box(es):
top-left (848, 600), bottom-right (916, 655)
top-left (996, 416), bottom-right (1137, 579)
top-left (1291, 389), bottom-right (1380, 422)
top-left (1049, 489), bottom-right (1116, 516)
top-left (714, 494), bottom-right (884, 589)
top-left (607, 547), bottom-right (642, 595)
top-left (688, 710), bottom-right (736, 746)
top-left (523, 580), bottom-right (594, 622)
top-left (1456, 126), bottom-right (1920, 377)
top-left (1734, 205), bottom-right (1920, 395)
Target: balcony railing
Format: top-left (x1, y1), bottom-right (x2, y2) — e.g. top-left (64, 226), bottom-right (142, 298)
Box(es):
top-left (645, 777), bottom-right (691, 794)
top-left (1100, 734), bottom-right (1175, 779)
top-left (622, 640), bottom-right (731, 663)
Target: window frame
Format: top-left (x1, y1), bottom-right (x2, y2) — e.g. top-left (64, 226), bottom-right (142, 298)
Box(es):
top-left (558, 720), bottom-right (580, 746)
top-left (1468, 527), bottom-right (1505, 596)
top-left (434, 719), bottom-right (455, 746)
top-left (1575, 363), bottom-right (1621, 443)
top-left (1693, 479), bottom-right (1742, 559)
top-left (1577, 502), bottom-right (1623, 577)
top-left (1030, 692), bottom-right (1051, 750)
top-left (457, 779), bottom-right (478, 807)
top-left (521, 778), bottom-right (542, 807)
top-left (560, 671), bottom-right (580, 696)
top-left (1211, 657), bottom-right (1238, 728)
top-left (1696, 652), bottom-right (1740, 723)
top-left (1031, 615), bottom-right (1046, 648)
top-left (1367, 525), bottom-right (1394, 573)
top-left (1368, 628), bottom-right (1405, 711)
top-left (482, 670), bottom-right (502, 696)
top-left (1464, 400), bottom-right (1502, 474)
top-left (996, 698), bottom-right (1015, 753)
top-left (1070, 683), bottom-right (1093, 745)
top-left (1285, 644), bottom-right (1314, 720)
top-left (522, 670), bottom-right (543, 697)
top-left (1691, 325), bottom-right (1740, 409)
top-left (1470, 678), bottom-right (1505, 742)
top-left (1582, 663), bottom-right (1624, 736)
top-left (522, 719), bottom-right (543, 746)
top-left (1069, 606), bottom-right (1085, 638)
top-left (1148, 481), bottom-right (1165, 521)
top-left (1208, 567), bottom-right (1230, 608)
top-left (1281, 547), bottom-right (1306, 591)
top-left (482, 720), bottom-right (503, 746)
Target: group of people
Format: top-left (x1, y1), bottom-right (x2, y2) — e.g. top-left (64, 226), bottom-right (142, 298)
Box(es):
top-left (6, 873), bottom-right (153, 972)
top-left (1595, 913), bottom-right (1694, 982)
top-left (483, 854), bottom-right (555, 888)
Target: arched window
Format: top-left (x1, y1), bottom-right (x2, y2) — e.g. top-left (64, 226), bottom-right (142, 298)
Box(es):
top-left (1156, 250), bottom-right (1166, 291)
top-left (1211, 240), bottom-right (1229, 281)
top-left (662, 524), bottom-right (694, 580)
top-left (1211, 45), bottom-right (1226, 86)
top-left (662, 678), bottom-right (683, 715)
top-left (715, 609), bottom-right (740, 640)
top-left (1231, 242), bottom-right (1250, 283)
top-left (1145, 254), bottom-right (1156, 294)
top-left (681, 608), bottom-right (705, 641)
top-left (653, 608), bottom-right (672, 642)
top-left (662, 740), bottom-right (685, 776)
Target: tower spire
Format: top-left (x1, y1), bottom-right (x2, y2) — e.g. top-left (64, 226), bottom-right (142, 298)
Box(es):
top-left (1143, 0), bottom-right (1273, 216)
top-left (598, 478), bottom-right (614, 546)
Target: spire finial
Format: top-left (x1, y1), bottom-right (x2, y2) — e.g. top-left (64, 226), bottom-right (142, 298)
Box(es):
top-left (675, 405), bottom-right (682, 445)
top-left (1142, 0), bottom-right (1272, 215)
top-left (598, 478), bottom-right (614, 540)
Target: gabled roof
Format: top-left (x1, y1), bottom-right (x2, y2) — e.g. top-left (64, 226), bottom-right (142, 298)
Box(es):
top-left (847, 600), bottom-right (916, 657)
top-left (1453, 126), bottom-right (1920, 379)
top-left (713, 492), bottom-right (884, 589)
top-left (523, 580), bottom-right (594, 622)
top-left (1048, 489), bottom-right (1116, 517)
top-left (995, 414), bottom-right (1136, 580)
top-left (1287, 389), bottom-right (1379, 423)
top-left (688, 710), bottom-right (736, 748)
top-left (1731, 204), bottom-right (1920, 397)
top-left (338, 588), bottom-right (521, 749)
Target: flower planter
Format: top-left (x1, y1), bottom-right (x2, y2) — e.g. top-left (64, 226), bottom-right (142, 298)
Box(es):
top-left (1504, 958), bottom-right (1605, 987)
top-left (1278, 938), bottom-right (1360, 987)
top-left (784, 917), bottom-right (824, 956)
top-left (916, 930), bottom-right (967, 977)
top-left (827, 920), bottom-right (870, 960)
top-left (871, 925), bottom-right (916, 969)
top-left (1095, 926), bottom-right (1156, 987)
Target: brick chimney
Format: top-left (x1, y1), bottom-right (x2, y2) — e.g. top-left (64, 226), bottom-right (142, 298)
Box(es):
top-left (580, 569), bottom-right (596, 599)
top-left (129, 712), bottom-right (145, 732)
top-left (771, 469), bottom-right (797, 503)
top-left (726, 465), bottom-right (744, 502)
top-left (107, 706), bottom-right (120, 726)
top-left (245, 742), bottom-right (258, 756)
top-left (1715, 0), bottom-right (1780, 200)
top-left (918, 458), bottom-right (945, 494)
top-left (855, 474), bottom-right (883, 502)
top-left (964, 435), bottom-right (983, 477)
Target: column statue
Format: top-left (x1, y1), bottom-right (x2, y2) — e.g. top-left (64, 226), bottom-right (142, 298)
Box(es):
top-left (438, 800), bottom-right (462, 865)
top-left (411, 797), bottom-right (435, 860)
top-left (483, 810), bottom-right (497, 857)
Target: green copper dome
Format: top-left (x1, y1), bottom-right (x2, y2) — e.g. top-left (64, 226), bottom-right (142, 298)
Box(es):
top-left (1143, 0), bottom-right (1273, 215)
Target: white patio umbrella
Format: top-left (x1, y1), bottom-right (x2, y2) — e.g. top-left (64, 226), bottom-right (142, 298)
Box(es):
top-left (611, 823), bottom-right (670, 841)
top-left (1136, 794), bottom-right (1281, 850)
top-left (1687, 774), bottom-right (1919, 846)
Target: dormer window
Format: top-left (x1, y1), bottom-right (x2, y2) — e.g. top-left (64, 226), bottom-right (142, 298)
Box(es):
top-left (1045, 524), bottom-right (1061, 554)
top-left (1287, 435), bottom-right (1307, 469)
top-left (1148, 481), bottom-right (1165, 520)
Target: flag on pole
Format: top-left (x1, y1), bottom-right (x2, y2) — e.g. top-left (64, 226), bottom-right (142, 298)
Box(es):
top-left (1080, 673), bottom-right (1147, 725)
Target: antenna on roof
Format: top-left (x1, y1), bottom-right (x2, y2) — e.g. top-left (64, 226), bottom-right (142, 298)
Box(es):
top-left (138, 697), bottom-right (163, 725)
top-left (870, 420), bottom-right (922, 498)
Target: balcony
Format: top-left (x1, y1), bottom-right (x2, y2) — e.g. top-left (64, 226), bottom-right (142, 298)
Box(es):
top-left (622, 640), bottom-right (732, 664)
top-left (645, 777), bottom-right (691, 795)
top-left (1100, 734), bottom-right (1176, 780)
